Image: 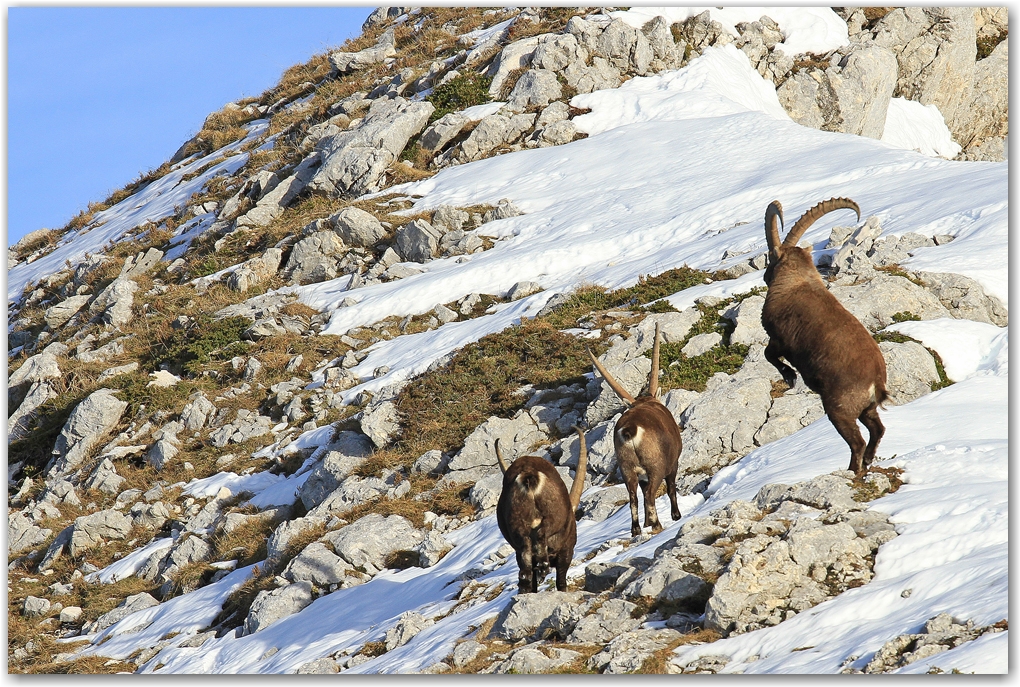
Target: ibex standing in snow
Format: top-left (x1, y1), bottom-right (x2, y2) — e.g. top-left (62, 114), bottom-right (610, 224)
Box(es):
top-left (495, 426), bottom-right (588, 593)
top-left (588, 323), bottom-right (683, 537)
top-left (761, 197), bottom-right (888, 476)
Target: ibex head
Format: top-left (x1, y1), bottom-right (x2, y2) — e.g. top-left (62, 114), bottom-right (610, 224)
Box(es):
top-left (764, 197), bottom-right (860, 286)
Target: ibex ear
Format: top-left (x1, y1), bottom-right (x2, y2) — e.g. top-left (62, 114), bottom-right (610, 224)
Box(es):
top-left (765, 200), bottom-right (784, 264)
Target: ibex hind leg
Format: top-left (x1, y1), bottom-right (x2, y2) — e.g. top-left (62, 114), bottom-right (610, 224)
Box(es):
top-left (828, 410), bottom-right (868, 477)
top-left (859, 403), bottom-right (885, 471)
top-left (665, 468), bottom-right (681, 522)
top-left (554, 549), bottom-right (571, 592)
top-left (642, 475), bottom-right (663, 534)
top-left (624, 474), bottom-right (643, 537)
top-left (532, 526), bottom-right (549, 581)
top-left (765, 340), bottom-right (798, 388)
top-left (516, 546), bottom-right (536, 594)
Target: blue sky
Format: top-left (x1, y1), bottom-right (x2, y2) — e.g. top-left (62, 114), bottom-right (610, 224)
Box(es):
top-left (8, 6), bottom-right (372, 246)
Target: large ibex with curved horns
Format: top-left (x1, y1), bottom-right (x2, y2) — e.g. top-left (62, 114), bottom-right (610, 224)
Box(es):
top-left (761, 197), bottom-right (888, 476)
top-left (588, 323), bottom-right (683, 537)
top-left (495, 426), bottom-right (588, 593)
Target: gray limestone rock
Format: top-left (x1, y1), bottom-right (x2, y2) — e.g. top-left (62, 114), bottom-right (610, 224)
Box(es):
top-left (9, 512), bottom-right (52, 555)
top-left (777, 45), bottom-right (898, 139)
top-left (588, 628), bottom-right (684, 674)
top-left (283, 542), bottom-right (353, 586)
top-left (420, 112), bottom-right (471, 153)
top-left (267, 516), bottom-right (327, 561)
top-left (243, 581), bottom-right (314, 635)
top-left (753, 392), bottom-right (825, 446)
top-left (385, 611), bottom-right (434, 651)
top-left (915, 271), bottom-right (1008, 326)
top-left (227, 248), bottom-right (283, 292)
top-left (180, 392), bottom-right (216, 432)
top-left (490, 591), bottom-right (586, 642)
top-left (829, 275), bottom-right (951, 331)
top-left (81, 458), bottom-right (125, 496)
top-left (49, 388), bottom-right (128, 476)
top-left (447, 410), bottom-right (546, 472)
top-left (508, 69), bottom-right (562, 109)
top-left (22, 596), bottom-right (51, 618)
top-left (309, 97), bottom-right (434, 198)
top-left (682, 332), bottom-right (722, 358)
top-left (417, 530), bottom-right (453, 568)
top-left (83, 593), bottom-right (159, 634)
top-left (459, 114), bottom-right (511, 161)
top-left (8, 380), bottom-right (57, 442)
top-left (296, 657), bottom-right (340, 674)
top-left (491, 646), bottom-right (583, 674)
top-left (330, 27), bottom-right (397, 73)
top-left (879, 340), bottom-right (940, 405)
top-left (331, 206), bottom-right (387, 247)
top-left (567, 598), bottom-right (642, 644)
top-left (236, 154), bottom-right (321, 228)
top-left (360, 400), bottom-right (400, 448)
top-left (395, 218), bottom-right (443, 263)
top-left (285, 231), bottom-right (347, 285)
top-left (89, 276), bottom-right (139, 328)
top-left (44, 295), bottom-right (92, 329)
top-left (723, 295), bottom-right (768, 346)
top-left (481, 198), bottom-right (523, 223)
top-left (324, 514), bottom-right (423, 575)
top-left (578, 484), bottom-right (629, 522)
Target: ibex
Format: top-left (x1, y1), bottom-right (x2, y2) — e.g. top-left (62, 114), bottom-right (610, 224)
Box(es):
top-left (761, 197), bottom-right (888, 476)
top-left (495, 425), bottom-right (588, 593)
top-left (588, 323), bottom-right (683, 537)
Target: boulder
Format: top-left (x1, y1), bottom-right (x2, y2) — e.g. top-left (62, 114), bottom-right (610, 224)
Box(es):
top-left (535, 120), bottom-right (578, 147)
top-left (777, 45), bottom-right (898, 138)
top-left (915, 271), bottom-right (1008, 326)
top-left (283, 542), bottom-right (353, 586)
top-left (44, 295), bottom-right (92, 329)
top-left (89, 276), bottom-right (138, 328)
top-left (227, 248), bottom-right (283, 292)
top-left (284, 231), bottom-right (347, 285)
top-left (360, 400), bottom-right (400, 448)
top-left (235, 154), bottom-right (321, 228)
top-left (9, 512), bottom-right (51, 555)
top-left (309, 97), bottom-right (434, 198)
top-left (959, 37), bottom-right (1007, 158)
top-left (578, 484), bottom-right (629, 522)
top-left (417, 530), bottom-right (453, 568)
top-left (8, 380), bottom-right (57, 442)
top-left (180, 392), bottom-right (217, 432)
top-left (491, 646), bottom-right (583, 674)
top-left (829, 275), bottom-right (951, 331)
top-left (567, 598), bottom-right (642, 644)
top-left (459, 114), bottom-right (511, 162)
top-left (723, 295), bottom-right (768, 346)
top-left (595, 18), bottom-right (653, 75)
top-left (420, 112), bottom-right (471, 153)
top-left (296, 658), bottom-right (340, 674)
top-left (331, 207), bottom-right (387, 247)
top-left (585, 356), bottom-right (651, 425)
top-left (507, 69), bottom-right (562, 109)
top-left (878, 340), bottom-right (940, 405)
top-left (682, 332), bottom-right (722, 358)
top-left (395, 218), bottom-right (443, 262)
top-left (243, 581), bottom-right (314, 635)
top-left (489, 591), bottom-right (586, 641)
top-left (298, 438), bottom-right (376, 509)
top-left (447, 410), bottom-right (546, 472)
top-left (267, 516), bottom-right (327, 560)
top-left (22, 596), bottom-right (51, 618)
top-left (81, 458), bottom-right (125, 496)
top-left (330, 27), bottom-right (397, 73)
top-left (82, 592), bottom-right (159, 634)
top-left (753, 392), bottom-right (824, 446)
top-left (481, 198), bottom-right (523, 223)
top-left (385, 611), bottom-right (434, 651)
top-left (323, 514), bottom-right (423, 575)
top-left (307, 476), bottom-right (390, 519)
top-left (49, 388), bottom-right (128, 476)
top-left (871, 7), bottom-right (976, 140)
top-left (587, 628), bottom-right (684, 674)
top-left (622, 556), bottom-right (713, 606)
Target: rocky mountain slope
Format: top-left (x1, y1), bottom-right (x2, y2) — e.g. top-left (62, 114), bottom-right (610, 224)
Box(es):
top-left (7, 6), bottom-right (1008, 674)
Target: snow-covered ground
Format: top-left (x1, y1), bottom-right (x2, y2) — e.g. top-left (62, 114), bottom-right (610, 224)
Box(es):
top-left (33, 10), bottom-right (1007, 674)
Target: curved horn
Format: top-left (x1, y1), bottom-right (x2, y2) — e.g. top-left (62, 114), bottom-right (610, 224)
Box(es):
top-left (569, 426), bottom-right (588, 511)
top-left (783, 197), bottom-right (860, 248)
top-left (494, 438), bottom-right (510, 474)
top-left (648, 322), bottom-right (661, 399)
top-left (765, 200), bottom-right (783, 260)
top-left (587, 348), bottom-right (636, 406)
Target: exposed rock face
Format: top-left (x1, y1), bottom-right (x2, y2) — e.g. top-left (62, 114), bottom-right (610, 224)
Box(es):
top-left (283, 542), bottom-right (352, 586)
top-left (9, 512), bottom-right (52, 555)
top-left (49, 388), bottom-right (128, 476)
top-left (284, 231), bottom-right (347, 285)
top-left (228, 248), bottom-right (283, 292)
top-left (360, 400), bottom-right (400, 448)
top-left (82, 593), bottom-right (160, 634)
top-left (860, 613), bottom-right (1005, 674)
top-left (385, 611), bottom-right (435, 651)
top-left (89, 276), bottom-right (138, 328)
top-left (879, 340), bottom-right (940, 405)
top-left (243, 581), bottom-right (314, 635)
top-left (829, 275), bottom-right (951, 331)
top-left (870, 7), bottom-right (976, 141)
top-left (958, 37), bottom-right (1008, 158)
top-left (446, 410), bottom-right (546, 472)
top-left (330, 27), bottom-right (397, 73)
top-left (915, 271), bottom-right (1008, 326)
top-left (490, 591), bottom-right (588, 642)
top-left (777, 45), bottom-right (898, 139)
top-left (588, 628), bottom-right (684, 674)
top-left (323, 514), bottom-right (423, 575)
top-left (236, 154), bottom-right (321, 229)
top-left (332, 206), bottom-right (387, 247)
top-left (309, 97), bottom-right (434, 197)
top-left (44, 294), bottom-right (92, 329)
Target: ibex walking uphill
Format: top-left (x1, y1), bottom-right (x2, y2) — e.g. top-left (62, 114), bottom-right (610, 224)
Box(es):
top-left (761, 197), bottom-right (888, 476)
top-left (495, 426), bottom-right (588, 593)
top-left (588, 323), bottom-right (683, 537)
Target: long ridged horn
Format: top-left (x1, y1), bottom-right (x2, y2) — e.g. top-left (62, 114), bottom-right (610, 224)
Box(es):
top-left (783, 197), bottom-right (860, 248)
top-left (494, 438), bottom-right (510, 474)
top-left (765, 200), bottom-right (783, 259)
top-left (569, 426), bottom-right (588, 511)
top-left (648, 322), bottom-right (661, 399)
top-left (587, 348), bottom-right (636, 406)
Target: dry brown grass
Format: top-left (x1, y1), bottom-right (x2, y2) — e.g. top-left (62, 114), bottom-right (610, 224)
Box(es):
top-left (639, 628), bottom-right (723, 674)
